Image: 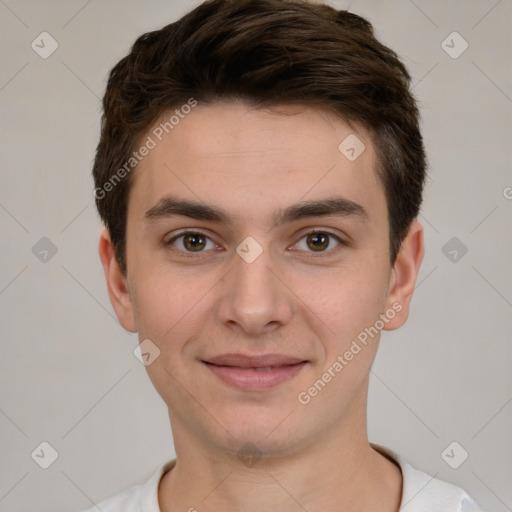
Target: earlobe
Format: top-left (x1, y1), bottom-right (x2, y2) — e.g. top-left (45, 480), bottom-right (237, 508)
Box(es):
top-left (383, 221), bottom-right (424, 331)
top-left (98, 229), bottom-right (137, 333)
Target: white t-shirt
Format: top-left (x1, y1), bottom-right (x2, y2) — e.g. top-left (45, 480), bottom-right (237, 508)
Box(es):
top-left (82, 445), bottom-right (483, 512)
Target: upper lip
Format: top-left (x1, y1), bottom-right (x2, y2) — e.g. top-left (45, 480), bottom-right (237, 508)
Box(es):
top-left (203, 353), bottom-right (307, 368)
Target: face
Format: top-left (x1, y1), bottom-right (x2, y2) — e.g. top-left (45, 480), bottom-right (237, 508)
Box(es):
top-left (100, 101), bottom-right (423, 458)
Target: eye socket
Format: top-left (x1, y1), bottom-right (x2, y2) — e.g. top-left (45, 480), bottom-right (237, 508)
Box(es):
top-left (166, 232), bottom-right (218, 254)
top-left (165, 230), bottom-right (344, 257)
top-left (293, 231), bottom-right (343, 254)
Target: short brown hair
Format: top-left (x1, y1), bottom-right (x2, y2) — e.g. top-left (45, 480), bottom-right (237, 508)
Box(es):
top-left (93, 0), bottom-right (427, 274)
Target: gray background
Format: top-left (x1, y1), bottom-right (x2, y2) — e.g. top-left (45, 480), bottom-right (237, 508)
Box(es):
top-left (0, 0), bottom-right (511, 510)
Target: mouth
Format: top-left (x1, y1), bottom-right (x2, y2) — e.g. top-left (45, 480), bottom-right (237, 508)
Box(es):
top-left (202, 353), bottom-right (308, 391)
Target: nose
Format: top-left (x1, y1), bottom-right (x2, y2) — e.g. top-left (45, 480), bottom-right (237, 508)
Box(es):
top-left (216, 242), bottom-right (293, 337)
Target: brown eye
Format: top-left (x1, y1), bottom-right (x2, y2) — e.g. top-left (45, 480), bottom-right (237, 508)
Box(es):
top-left (182, 233), bottom-right (207, 251)
top-left (167, 232), bottom-right (216, 254)
top-left (294, 231), bottom-right (342, 254)
top-left (306, 233), bottom-right (330, 251)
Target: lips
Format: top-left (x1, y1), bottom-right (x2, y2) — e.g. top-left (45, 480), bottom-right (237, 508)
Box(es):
top-left (203, 353), bottom-right (308, 390)
top-left (204, 353), bottom-right (306, 368)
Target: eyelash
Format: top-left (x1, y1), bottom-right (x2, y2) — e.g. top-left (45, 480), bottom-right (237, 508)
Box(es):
top-left (165, 230), bottom-right (346, 259)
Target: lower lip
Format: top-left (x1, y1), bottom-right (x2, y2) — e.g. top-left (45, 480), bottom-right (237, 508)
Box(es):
top-left (204, 361), bottom-right (307, 390)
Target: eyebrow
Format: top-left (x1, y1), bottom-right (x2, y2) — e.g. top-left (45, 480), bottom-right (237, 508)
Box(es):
top-left (144, 195), bottom-right (368, 227)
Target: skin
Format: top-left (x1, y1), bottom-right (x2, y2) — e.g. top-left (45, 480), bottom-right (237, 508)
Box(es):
top-left (99, 101), bottom-right (424, 512)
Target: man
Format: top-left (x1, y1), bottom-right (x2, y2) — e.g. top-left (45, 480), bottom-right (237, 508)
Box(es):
top-left (87, 0), bottom-right (482, 510)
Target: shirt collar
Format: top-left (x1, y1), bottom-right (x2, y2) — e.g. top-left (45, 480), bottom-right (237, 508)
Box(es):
top-left (140, 445), bottom-right (464, 512)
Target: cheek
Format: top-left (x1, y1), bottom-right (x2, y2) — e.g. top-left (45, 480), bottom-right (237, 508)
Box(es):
top-left (130, 264), bottom-right (210, 342)
top-left (298, 273), bottom-right (388, 400)
top-left (294, 265), bottom-right (389, 340)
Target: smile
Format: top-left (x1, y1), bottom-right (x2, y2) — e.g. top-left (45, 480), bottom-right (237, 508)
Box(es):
top-left (202, 353), bottom-right (308, 391)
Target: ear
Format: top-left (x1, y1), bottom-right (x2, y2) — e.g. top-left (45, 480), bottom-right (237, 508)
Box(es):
top-left (98, 228), bottom-right (137, 332)
top-left (383, 220), bottom-right (424, 331)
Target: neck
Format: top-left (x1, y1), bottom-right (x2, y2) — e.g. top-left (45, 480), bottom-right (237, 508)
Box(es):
top-left (158, 415), bottom-right (402, 512)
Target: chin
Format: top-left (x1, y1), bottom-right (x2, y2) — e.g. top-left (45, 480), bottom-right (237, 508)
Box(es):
top-left (204, 405), bottom-right (310, 460)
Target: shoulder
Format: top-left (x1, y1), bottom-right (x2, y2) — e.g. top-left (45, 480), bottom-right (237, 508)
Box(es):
top-left (371, 444), bottom-right (484, 512)
top-left (79, 460), bottom-right (176, 512)
top-left (80, 484), bottom-right (143, 512)
top-left (399, 458), bottom-right (483, 511)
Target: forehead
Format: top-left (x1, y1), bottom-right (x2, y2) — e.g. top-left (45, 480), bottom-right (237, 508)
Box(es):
top-left (128, 101), bottom-right (385, 226)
